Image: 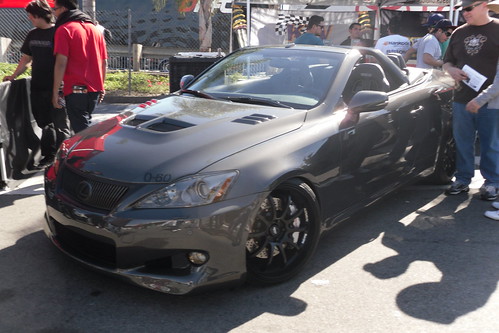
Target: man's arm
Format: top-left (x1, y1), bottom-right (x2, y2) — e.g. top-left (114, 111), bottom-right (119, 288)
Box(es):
top-left (3, 54), bottom-right (32, 81)
top-left (423, 53), bottom-right (443, 68)
top-left (99, 59), bottom-right (108, 103)
top-left (52, 53), bottom-right (68, 109)
top-left (403, 47), bottom-right (416, 62)
top-left (442, 62), bottom-right (468, 82)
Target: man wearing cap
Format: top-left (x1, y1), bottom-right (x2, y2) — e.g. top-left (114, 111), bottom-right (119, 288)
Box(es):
top-left (51, 0), bottom-right (107, 133)
top-left (415, 19), bottom-right (455, 68)
top-left (404, 13), bottom-right (447, 63)
top-left (442, 0), bottom-right (499, 200)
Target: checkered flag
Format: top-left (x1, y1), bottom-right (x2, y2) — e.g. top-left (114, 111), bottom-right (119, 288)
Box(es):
top-left (275, 14), bottom-right (308, 35)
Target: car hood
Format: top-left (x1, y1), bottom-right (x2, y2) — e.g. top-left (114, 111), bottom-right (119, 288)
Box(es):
top-left (64, 95), bottom-right (306, 182)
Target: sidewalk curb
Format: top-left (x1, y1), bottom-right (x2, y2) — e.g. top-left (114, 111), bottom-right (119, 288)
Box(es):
top-left (103, 94), bottom-right (166, 104)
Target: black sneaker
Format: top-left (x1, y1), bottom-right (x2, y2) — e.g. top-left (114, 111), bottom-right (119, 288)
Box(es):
top-left (36, 156), bottom-right (55, 169)
top-left (480, 185), bottom-right (498, 201)
top-left (445, 181), bottom-right (469, 195)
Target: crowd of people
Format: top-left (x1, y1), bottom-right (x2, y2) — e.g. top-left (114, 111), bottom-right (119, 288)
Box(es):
top-left (3, 0), bottom-right (107, 167)
top-left (293, 2), bottom-right (498, 221)
top-left (2, 1), bottom-right (498, 220)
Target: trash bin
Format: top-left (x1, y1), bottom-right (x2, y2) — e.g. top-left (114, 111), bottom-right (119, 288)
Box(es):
top-left (169, 52), bottom-right (225, 93)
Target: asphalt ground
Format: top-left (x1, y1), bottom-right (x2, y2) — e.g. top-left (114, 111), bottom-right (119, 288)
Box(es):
top-left (0, 102), bottom-right (497, 332)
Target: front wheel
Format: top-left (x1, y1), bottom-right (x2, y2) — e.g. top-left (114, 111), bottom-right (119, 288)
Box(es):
top-left (246, 180), bottom-right (321, 285)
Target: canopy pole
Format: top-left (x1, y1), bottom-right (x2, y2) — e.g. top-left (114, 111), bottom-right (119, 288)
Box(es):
top-left (247, 0), bottom-right (251, 45)
top-left (374, 6), bottom-right (381, 41)
top-left (449, 0), bottom-right (454, 22)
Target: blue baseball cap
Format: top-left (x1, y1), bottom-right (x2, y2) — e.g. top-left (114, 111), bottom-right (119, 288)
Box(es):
top-left (423, 13), bottom-right (445, 27)
top-left (433, 19), bottom-right (457, 30)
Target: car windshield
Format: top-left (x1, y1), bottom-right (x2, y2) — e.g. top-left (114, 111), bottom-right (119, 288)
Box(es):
top-left (186, 47), bottom-right (344, 109)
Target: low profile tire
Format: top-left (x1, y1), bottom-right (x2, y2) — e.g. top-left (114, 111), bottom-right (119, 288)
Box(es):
top-left (246, 179), bottom-right (321, 286)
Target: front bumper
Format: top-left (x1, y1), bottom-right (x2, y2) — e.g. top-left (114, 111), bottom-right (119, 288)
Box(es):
top-left (43, 186), bottom-right (261, 295)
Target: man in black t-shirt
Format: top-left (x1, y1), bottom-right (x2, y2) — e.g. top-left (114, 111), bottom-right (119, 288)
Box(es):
top-left (3, 0), bottom-right (70, 168)
top-left (443, 0), bottom-right (499, 201)
top-left (340, 22), bottom-right (371, 47)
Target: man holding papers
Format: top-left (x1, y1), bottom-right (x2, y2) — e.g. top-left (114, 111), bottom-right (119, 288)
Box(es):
top-left (443, 0), bottom-right (499, 201)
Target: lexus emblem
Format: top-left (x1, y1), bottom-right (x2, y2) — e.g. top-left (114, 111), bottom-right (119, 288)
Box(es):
top-left (76, 181), bottom-right (93, 201)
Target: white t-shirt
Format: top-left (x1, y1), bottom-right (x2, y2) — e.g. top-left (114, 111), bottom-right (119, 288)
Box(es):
top-left (416, 34), bottom-right (441, 69)
top-left (375, 34), bottom-right (411, 56)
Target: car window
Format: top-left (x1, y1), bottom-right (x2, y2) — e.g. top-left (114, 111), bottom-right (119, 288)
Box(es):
top-left (187, 48), bottom-right (344, 109)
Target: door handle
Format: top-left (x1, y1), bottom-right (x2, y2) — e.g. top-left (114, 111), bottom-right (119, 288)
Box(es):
top-left (410, 106), bottom-right (424, 114)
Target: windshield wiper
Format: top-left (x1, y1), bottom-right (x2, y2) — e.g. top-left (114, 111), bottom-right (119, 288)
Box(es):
top-left (224, 96), bottom-right (292, 109)
top-left (180, 89), bottom-right (216, 100)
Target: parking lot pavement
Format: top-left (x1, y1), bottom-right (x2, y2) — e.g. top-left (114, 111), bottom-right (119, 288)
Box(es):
top-left (0, 172), bottom-right (497, 332)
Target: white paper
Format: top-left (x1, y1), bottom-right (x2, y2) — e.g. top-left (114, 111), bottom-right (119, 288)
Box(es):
top-left (462, 65), bottom-right (487, 92)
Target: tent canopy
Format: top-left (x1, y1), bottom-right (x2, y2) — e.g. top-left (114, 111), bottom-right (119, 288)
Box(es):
top-left (242, 0), bottom-right (450, 6)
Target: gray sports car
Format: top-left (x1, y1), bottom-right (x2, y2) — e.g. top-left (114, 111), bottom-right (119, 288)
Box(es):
top-left (43, 45), bottom-right (455, 295)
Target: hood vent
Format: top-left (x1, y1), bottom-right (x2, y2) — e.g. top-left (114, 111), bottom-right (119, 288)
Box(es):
top-left (123, 114), bottom-right (157, 127)
top-left (233, 113), bottom-right (277, 125)
top-left (144, 118), bottom-right (194, 132)
top-left (123, 115), bottom-right (194, 132)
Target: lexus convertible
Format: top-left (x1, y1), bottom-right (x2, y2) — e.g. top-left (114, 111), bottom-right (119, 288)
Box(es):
top-left (44, 45), bottom-right (455, 295)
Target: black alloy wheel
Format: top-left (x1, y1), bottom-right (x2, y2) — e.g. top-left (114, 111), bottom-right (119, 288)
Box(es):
top-left (246, 179), bottom-right (320, 285)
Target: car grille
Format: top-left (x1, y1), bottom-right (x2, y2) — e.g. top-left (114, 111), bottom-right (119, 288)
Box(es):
top-left (61, 168), bottom-right (129, 211)
top-left (53, 220), bottom-right (117, 268)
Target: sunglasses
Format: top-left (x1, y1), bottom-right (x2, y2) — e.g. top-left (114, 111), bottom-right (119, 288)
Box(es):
top-left (462, 2), bottom-right (483, 12)
top-left (445, 31), bottom-right (452, 37)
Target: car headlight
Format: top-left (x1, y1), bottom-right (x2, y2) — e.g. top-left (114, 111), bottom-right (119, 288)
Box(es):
top-left (134, 171), bottom-right (238, 208)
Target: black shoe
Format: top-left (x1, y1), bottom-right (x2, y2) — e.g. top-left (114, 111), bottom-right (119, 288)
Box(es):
top-left (36, 156), bottom-right (55, 169)
top-left (445, 181), bottom-right (469, 195)
top-left (480, 185), bottom-right (498, 201)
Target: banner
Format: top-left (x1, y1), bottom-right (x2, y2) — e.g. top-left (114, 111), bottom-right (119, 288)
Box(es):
top-left (250, 8), bottom-right (371, 46)
top-left (0, 0), bottom-right (55, 8)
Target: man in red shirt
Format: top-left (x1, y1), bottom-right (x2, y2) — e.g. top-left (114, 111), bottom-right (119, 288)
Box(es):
top-left (51, 0), bottom-right (107, 133)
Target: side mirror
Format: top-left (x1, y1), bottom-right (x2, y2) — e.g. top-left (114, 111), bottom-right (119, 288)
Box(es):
top-left (348, 90), bottom-right (388, 114)
top-left (180, 75), bottom-right (195, 90)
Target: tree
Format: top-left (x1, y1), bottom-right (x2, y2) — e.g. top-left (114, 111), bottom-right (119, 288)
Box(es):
top-left (152, 0), bottom-right (168, 12)
top-left (152, 0), bottom-right (214, 51)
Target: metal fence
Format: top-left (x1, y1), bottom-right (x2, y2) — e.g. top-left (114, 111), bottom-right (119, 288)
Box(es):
top-left (0, 7), bottom-right (231, 72)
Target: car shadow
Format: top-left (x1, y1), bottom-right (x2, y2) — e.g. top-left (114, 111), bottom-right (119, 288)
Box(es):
top-left (0, 188), bottom-right (497, 330)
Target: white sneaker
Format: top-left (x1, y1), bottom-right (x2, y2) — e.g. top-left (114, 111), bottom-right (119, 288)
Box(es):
top-left (484, 210), bottom-right (499, 221)
top-left (492, 202), bottom-right (499, 210)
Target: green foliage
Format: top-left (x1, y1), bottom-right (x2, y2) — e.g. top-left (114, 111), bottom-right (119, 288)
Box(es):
top-left (0, 63), bottom-right (31, 80)
top-left (0, 63), bottom-right (169, 95)
top-left (152, 0), bottom-right (168, 11)
top-left (105, 70), bottom-right (170, 95)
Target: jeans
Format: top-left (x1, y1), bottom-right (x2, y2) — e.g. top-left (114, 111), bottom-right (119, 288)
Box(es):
top-left (452, 102), bottom-right (499, 187)
top-left (65, 92), bottom-right (100, 133)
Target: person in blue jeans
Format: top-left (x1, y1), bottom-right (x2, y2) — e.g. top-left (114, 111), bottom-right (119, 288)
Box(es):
top-left (442, 0), bottom-right (499, 201)
top-left (467, 0), bottom-right (499, 219)
top-left (467, 60), bottom-right (499, 218)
